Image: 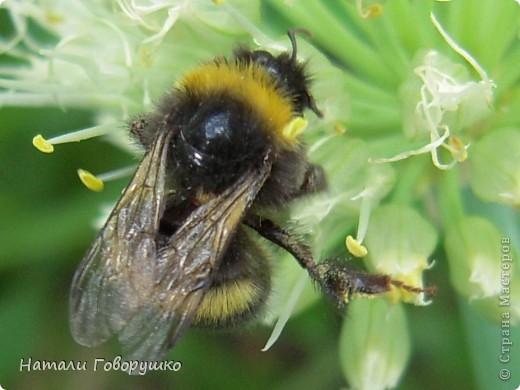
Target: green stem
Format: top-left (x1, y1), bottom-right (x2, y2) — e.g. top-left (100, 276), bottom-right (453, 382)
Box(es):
top-left (438, 167), bottom-right (465, 230)
top-left (264, 0), bottom-right (396, 88)
top-left (390, 156), bottom-right (430, 205)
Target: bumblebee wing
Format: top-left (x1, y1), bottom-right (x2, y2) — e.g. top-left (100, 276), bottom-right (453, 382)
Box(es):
top-left (118, 162), bottom-right (272, 361)
top-left (70, 130), bottom-right (172, 347)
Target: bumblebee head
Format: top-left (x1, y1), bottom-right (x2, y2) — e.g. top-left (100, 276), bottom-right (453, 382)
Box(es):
top-left (234, 30), bottom-right (322, 118)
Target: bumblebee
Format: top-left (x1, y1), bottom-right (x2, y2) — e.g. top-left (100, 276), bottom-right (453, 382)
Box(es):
top-left (70, 31), bottom-right (433, 362)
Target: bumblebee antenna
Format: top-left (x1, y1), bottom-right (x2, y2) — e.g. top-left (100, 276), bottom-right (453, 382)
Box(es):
top-left (287, 29), bottom-right (323, 118)
top-left (287, 28), bottom-right (313, 64)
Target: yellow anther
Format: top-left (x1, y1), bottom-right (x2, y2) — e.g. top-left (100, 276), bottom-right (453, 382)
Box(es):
top-left (213, 0), bottom-right (225, 4)
top-left (334, 122), bottom-right (346, 135)
top-left (448, 135), bottom-right (468, 162)
top-left (32, 134), bottom-right (54, 153)
top-left (138, 46), bottom-right (154, 68)
top-left (77, 169), bottom-right (105, 192)
top-left (364, 4), bottom-right (383, 18)
top-left (282, 117), bottom-right (308, 143)
top-left (45, 12), bottom-right (65, 24)
top-left (356, 1), bottom-right (384, 18)
top-left (346, 235), bottom-right (368, 258)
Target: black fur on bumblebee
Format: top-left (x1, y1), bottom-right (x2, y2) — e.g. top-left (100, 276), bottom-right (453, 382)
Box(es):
top-left (70, 30), bottom-right (434, 363)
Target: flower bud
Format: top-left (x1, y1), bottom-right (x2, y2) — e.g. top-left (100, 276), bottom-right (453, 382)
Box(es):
top-left (339, 299), bottom-right (410, 390)
top-left (470, 127), bottom-right (520, 207)
top-left (445, 216), bottom-right (520, 323)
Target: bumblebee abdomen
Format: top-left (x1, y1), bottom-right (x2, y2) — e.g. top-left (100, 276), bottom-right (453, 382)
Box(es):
top-left (193, 228), bottom-right (271, 329)
top-left (193, 277), bottom-right (269, 329)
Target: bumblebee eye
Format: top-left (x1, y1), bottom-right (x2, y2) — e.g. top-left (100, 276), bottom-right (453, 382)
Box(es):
top-left (251, 50), bottom-right (274, 65)
top-left (250, 50), bottom-right (282, 80)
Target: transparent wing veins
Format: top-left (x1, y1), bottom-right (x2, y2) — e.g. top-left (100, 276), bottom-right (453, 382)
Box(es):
top-left (70, 130), bottom-right (272, 361)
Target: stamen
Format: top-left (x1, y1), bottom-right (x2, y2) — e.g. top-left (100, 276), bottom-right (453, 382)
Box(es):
top-left (45, 12), bottom-right (65, 24)
top-left (116, 0), bottom-right (157, 30)
top-left (34, 123), bottom-right (116, 152)
top-left (430, 13), bottom-right (492, 85)
top-left (96, 165), bottom-right (136, 182)
top-left (346, 235), bottom-right (368, 257)
top-left (446, 135), bottom-right (469, 162)
top-left (99, 19), bottom-right (133, 68)
top-left (77, 169), bottom-right (105, 192)
top-left (142, 3), bottom-right (187, 44)
top-left (356, 0), bottom-right (384, 18)
top-left (77, 164), bottom-right (136, 192)
top-left (373, 16), bottom-right (491, 170)
top-left (334, 123), bottom-right (346, 135)
top-left (32, 134), bottom-right (54, 153)
top-left (282, 117), bottom-right (308, 143)
top-left (217, 1), bottom-right (284, 51)
top-left (347, 188), bottom-right (373, 257)
top-left (370, 117), bottom-right (451, 164)
top-left (262, 271), bottom-right (308, 352)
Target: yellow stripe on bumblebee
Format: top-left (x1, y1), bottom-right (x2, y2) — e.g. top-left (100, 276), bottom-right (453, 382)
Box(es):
top-left (177, 62), bottom-right (297, 147)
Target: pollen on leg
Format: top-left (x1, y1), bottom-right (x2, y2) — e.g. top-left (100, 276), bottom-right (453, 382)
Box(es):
top-left (447, 135), bottom-right (469, 162)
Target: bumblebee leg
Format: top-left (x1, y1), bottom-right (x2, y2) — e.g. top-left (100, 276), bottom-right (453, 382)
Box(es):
top-left (244, 214), bottom-right (436, 308)
top-left (244, 214), bottom-right (321, 282)
top-left (244, 214), bottom-right (350, 306)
